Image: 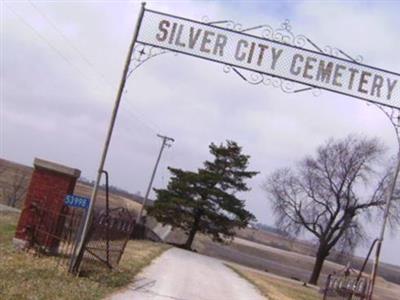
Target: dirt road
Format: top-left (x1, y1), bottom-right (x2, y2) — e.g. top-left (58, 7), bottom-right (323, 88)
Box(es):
top-left (108, 247), bottom-right (265, 300)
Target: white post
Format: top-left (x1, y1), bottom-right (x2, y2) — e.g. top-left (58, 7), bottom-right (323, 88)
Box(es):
top-left (137, 134), bottom-right (174, 223)
top-left (368, 110), bottom-right (400, 299)
top-left (368, 150), bottom-right (400, 298)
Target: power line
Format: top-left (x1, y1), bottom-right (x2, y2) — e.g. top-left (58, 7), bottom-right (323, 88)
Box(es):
top-left (5, 2), bottom-right (162, 135)
top-left (120, 107), bottom-right (159, 134)
top-left (5, 2), bottom-right (115, 102)
top-left (5, 3), bottom-right (78, 72)
top-left (26, 1), bottom-right (162, 133)
top-left (28, 0), bottom-right (116, 91)
top-left (122, 97), bottom-right (161, 132)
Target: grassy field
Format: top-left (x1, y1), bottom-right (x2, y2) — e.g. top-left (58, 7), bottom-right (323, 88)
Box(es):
top-left (2, 157), bottom-right (400, 299)
top-left (73, 182), bottom-right (142, 214)
top-left (237, 227), bottom-right (400, 285)
top-left (0, 211), bottom-right (170, 300)
top-left (227, 264), bottom-right (321, 300)
top-left (236, 227), bottom-right (314, 256)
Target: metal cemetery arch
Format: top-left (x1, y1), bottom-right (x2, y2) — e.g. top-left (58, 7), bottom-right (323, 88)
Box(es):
top-left (77, 3), bottom-right (400, 298)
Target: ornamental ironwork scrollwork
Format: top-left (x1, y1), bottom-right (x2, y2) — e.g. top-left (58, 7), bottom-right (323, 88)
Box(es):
top-left (223, 65), bottom-right (301, 94)
top-left (205, 17), bottom-right (308, 48)
top-left (211, 18), bottom-right (366, 96)
top-left (208, 18), bottom-right (319, 95)
top-left (323, 46), bottom-right (364, 64)
top-left (202, 16), bottom-right (243, 31)
top-left (127, 44), bottom-right (176, 78)
top-left (260, 19), bottom-right (308, 48)
top-left (370, 104), bottom-right (400, 145)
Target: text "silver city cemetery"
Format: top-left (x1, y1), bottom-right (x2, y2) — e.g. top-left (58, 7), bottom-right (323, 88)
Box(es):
top-left (138, 10), bottom-right (400, 108)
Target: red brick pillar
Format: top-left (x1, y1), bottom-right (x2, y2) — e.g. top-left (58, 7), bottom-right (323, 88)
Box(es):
top-left (13, 158), bottom-right (81, 250)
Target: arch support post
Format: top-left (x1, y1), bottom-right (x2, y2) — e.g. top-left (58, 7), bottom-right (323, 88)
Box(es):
top-left (368, 108), bottom-right (400, 299)
top-left (368, 150), bottom-right (400, 299)
top-left (72, 2), bottom-right (147, 272)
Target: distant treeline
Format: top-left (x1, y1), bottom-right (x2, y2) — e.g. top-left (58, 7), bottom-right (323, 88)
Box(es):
top-left (252, 222), bottom-right (289, 237)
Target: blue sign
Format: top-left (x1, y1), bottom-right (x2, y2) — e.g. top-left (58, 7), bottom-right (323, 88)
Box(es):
top-left (64, 194), bottom-right (90, 209)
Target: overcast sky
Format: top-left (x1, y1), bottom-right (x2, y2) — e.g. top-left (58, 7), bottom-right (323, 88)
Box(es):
top-left (2, 0), bottom-right (400, 265)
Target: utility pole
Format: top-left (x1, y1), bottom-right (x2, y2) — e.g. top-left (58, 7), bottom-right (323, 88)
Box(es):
top-left (137, 134), bottom-right (174, 223)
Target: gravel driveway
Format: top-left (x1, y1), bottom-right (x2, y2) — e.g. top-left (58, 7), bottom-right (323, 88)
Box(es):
top-left (108, 247), bottom-right (265, 300)
top-left (0, 203), bottom-right (20, 213)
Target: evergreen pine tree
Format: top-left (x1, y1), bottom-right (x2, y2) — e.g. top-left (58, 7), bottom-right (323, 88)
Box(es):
top-left (147, 140), bottom-right (258, 249)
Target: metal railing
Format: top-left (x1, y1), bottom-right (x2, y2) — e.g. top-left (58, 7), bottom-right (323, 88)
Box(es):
top-left (24, 201), bottom-right (85, 270)
top-left (322, 264), bottom-right (370, 300)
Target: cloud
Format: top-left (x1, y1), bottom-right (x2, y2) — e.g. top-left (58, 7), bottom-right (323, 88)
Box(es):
top-left (2, 0), bottom-right (400, 265)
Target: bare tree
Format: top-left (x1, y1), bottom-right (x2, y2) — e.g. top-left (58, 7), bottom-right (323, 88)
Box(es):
top-left (6, 171), bottom-right (29, 207)
top-left (263, 135), bottom-right (399, 285)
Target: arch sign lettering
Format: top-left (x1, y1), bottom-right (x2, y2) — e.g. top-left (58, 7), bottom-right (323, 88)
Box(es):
top-left (137, 9), bottom-right (399, 108)
top-left (76, 4), bottom-right (400, 292)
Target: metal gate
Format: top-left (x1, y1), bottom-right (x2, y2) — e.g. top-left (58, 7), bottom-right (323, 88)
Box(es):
top-left (72, 207), bottom-right (135, 274)
top-left (25, 200), bottom-right (135, 274)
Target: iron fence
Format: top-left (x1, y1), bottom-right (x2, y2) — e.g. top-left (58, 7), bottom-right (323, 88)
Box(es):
top-left (322, 266), bottom-right (370, 300)
top-left (25, 201), bottom-right (136, 275)
top-left (25, 201), bottom-right (85, 270)
top-left (22, 168), bottom-right (136, 275)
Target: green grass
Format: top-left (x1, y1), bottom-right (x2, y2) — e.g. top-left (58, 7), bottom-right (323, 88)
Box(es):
top-left (227, 264), bottom-right (321, 300)
top-left (0, 211), bottom-right (170, 300)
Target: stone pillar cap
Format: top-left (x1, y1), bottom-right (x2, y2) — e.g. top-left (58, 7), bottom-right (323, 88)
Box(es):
top-left (34, 158), bottom-right (81, 178)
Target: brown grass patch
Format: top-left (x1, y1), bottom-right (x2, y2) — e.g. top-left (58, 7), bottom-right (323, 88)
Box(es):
top-left (0, 211), bottom-right (170, 300)
top-left (227, 264), bottom-right (321, 300)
